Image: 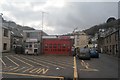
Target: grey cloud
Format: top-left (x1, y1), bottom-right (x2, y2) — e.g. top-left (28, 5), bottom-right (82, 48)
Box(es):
top-left (1, 2), bottom-right (118, 35)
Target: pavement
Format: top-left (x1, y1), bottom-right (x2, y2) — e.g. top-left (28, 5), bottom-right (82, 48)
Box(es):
top-left (0, 52), bottom-right (119, 80)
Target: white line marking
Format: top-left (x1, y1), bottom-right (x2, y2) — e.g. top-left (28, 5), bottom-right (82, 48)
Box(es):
top-left (20, 55), bottom-right (65, 69)
top-left (0, 58), bottom-right (6, 66)
top-left (10, 55), bottom-right (33, 67)
top-left (5, 56), bottom-right (19, 66)
top-left (16, 55), bottom-right (50, 68)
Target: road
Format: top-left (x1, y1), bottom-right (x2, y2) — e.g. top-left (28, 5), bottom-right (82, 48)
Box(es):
top-left (0, 53), bottom-right (119, 80)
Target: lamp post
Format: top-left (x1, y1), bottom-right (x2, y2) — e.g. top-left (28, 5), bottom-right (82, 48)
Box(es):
top-left (40, 11), bottom-right (48, 54)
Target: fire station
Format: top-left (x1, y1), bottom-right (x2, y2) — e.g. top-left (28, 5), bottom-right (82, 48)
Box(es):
top-left (42, 35), bottom-right (74, 55)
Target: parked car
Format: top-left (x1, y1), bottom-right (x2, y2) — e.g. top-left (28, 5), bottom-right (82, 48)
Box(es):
top-left (77, 47), bottom-right (91, 60)
top-left (15, 45), bottom-right (25, 54)
top-left (90, 48), bottom-right (99, 58)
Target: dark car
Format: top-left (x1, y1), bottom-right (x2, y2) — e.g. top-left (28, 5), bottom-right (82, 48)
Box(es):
top-left (77, 47), bottom-right (91, 60)
top-left (90, 48), bottom-right (99, 58)
top-left (15, 45), bottom-right (25, 54)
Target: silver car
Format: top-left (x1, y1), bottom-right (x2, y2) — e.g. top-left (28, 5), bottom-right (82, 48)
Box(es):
top-left (77, 47), bottom-right (90, 60)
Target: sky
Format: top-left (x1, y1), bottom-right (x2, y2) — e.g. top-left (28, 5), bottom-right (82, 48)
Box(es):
top-left (0, 0), bottom-right (119, 35)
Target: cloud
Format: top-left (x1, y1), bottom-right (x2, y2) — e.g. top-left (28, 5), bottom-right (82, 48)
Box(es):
top-left (1, 1), bottom-right (118, 35)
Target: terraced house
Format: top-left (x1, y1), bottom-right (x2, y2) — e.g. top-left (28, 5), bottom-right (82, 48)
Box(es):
top-left (102, 29), bottom-right (119, 57)
top-left (0, 15), bottom-right (11, 53)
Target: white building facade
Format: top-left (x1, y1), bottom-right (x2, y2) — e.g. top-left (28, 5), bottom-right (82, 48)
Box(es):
top-left (74, 31), bottom-right (89, 48)
top-left (0, 15), bottom-right (11, 53)
top-left (23, 30), bottom-right (47, 54)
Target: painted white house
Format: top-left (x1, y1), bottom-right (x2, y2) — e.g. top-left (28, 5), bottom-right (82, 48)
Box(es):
top-left (0, 15), bottom-right (11, 53)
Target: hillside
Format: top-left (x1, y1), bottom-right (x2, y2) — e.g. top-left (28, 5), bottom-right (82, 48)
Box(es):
top-left (2, 19), bottom-right (35, 31)
top-left (84, 19), bottom-right (119, 36)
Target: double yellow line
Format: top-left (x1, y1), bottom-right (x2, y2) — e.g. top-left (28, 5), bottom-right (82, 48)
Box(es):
top-left (73, 56), bottom-right (78, 80)
top-left (0, 72), bottom-right (64, 80)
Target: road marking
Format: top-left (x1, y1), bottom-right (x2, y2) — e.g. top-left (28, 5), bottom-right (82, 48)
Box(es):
top-left (28, 57), bottom-right (66, 69)
top-left (73, 56), bottom-right (78, 80)
top-left (15, 55), bottom-right (49, 68)
top-left (10, 55), bottom-right (33, 67)
top-left (29, 68), bottom-right (39, 73)
top-left (14, 67), bottom-right (26, 72)
top-left (40, 56), bottom-right (74, 65)
top-left (0, 58), bottom-right (6, 66)
top-left (9, 67), bottom-right (19, 71)
top-left (37, 68), bottom-right (49, 74)
top-left (5, 56), bottom-right (19, 67)
top-left (80, 60), bottom-right (98, 71)
top-left (80, 68), bottom-right (99, 71)
top-left (0, 72), bottom-right (64, 79)
top-left (81, 60), bottom-right (89, 69)
top-left (35, 68), bottom-right (41, 73)
top-left (3, 66), bottom-right (13, 70)
top-left (22, 67), bottom-right (33, 73)
top-left (22, 56), bottom-right (66, 69)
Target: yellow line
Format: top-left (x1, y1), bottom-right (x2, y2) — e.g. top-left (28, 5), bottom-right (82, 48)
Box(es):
top-left (0, 58), bottom-right (6, 66)
top-left (80, 68), bottom-right (99, 71)
top-left (0, 72), bottom-right (64, 79)
top-left (3, 66), bottom-right (13, 70)
top-left (35, 68), bottom-right (41, 73)
top-left (14, 67), bottom-right (26, 72)
top-left (37, 68), bottom-right (49, 74)
top-left (22, 67), bottom-right (33, 73)
top-left (5, 56), bottom-right (19, 66)
top-left (73, 56), bottom-right (78, 80)
top-left (11, 55), bottom-right (33, 67)
top-left (29, 68), bottom-right (38, 73)
top-left (9, 67), bottom-right (19, 71)
top-left (16, 55), bottom-right (49, 68)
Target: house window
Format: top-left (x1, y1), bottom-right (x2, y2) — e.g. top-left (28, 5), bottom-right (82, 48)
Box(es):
top-left (3, 43), bottom-right (7, 50)
top-left (26, 33), bottom-right (30, 38)
top-left (115, 32), bottom-right (118, 41)
top-left (116, 44), bottom-right (118, 52)
top-left (34, 44), bottom-right (38, 48)
top-left (29, 44), bottom-right (32, 48)
top-left (4, 29), bottom-right (8, 37)
top-left (109, 36), bottom-right (111, 43)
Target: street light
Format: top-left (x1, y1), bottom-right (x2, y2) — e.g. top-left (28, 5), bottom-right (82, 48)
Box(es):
top-left (40, 11), bottom-right (48, 54)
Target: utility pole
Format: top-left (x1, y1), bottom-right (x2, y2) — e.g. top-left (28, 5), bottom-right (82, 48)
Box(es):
top-left (40, 11), bottom-right (48, 54)
top-left (41, 11), bottom-right (48, 31)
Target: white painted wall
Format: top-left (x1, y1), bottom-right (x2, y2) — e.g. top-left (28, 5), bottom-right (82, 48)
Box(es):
top-left (0, 15), bottom-right (2, 53)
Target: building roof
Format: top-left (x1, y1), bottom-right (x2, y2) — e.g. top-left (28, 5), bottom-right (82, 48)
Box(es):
top-left (104, 29), bottom-right (119, 38)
